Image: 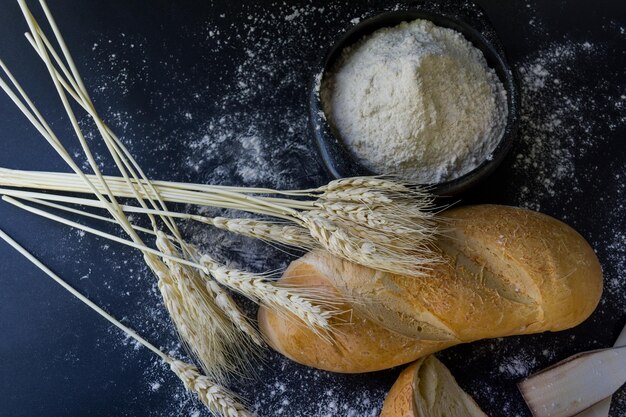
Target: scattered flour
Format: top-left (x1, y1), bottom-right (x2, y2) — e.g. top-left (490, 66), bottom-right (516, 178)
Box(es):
top-left (511, 41), bottom-right (625, 211)
top-left (498, 354), bottom-right (538, 378)
top-left (36, 2), bottom-right (625, 417)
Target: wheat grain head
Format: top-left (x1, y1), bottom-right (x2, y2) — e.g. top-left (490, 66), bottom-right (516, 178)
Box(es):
top-left (184, 243), bottom-right (265, 348)
top-left (198, 254), bottom-right (343, 333)
top-left (150, 235), bottom-right (258, 383)
top-left (299, 209), bottom-right (440, 277)
top-left (169, 358), bottom-right (255, 417)
top-left (207, 217), bottom-right (318, 249)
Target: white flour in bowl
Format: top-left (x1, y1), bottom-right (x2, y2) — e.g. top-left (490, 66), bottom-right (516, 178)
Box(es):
top-left (321, 19), bottom-right (508, 184)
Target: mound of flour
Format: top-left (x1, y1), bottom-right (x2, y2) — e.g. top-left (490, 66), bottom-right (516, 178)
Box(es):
top-left (321, 19), bottom-right (508, 184)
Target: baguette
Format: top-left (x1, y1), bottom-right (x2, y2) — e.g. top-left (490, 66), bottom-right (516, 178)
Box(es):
top-left (258, 205), bottom-right (603, 373)
top-left (380, 356), bottom-right (488, 417)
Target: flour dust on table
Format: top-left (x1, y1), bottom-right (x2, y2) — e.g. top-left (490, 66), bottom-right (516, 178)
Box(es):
top-left (46, 1), bottom-right (625, 416)
top-left (479, 35), bottom-right (626, 417)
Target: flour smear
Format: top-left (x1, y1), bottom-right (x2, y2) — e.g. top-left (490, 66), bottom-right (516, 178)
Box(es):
top-left (53, 2), bottom-right (625, 417)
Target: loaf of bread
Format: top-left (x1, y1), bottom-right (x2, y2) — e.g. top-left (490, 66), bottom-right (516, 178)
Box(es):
top-left (258, 205), bottom-right (603, 373)
top-left (380, 356), bottom-right (488, 417)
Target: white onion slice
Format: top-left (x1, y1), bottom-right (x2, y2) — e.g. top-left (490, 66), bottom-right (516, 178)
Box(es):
top-left (518, 346), bottom-right (626, 417)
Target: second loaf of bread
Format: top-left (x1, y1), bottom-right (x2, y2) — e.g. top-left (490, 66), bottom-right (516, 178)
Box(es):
top-left (258, 205), bottom-right (603, 373)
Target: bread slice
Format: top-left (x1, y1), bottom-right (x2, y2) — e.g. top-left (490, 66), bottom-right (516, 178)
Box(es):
top-left (380, 356), bottom-right (488, 417)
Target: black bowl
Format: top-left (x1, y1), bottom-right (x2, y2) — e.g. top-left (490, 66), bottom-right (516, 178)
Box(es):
top-left (309, 10), bottom-right (520, 196)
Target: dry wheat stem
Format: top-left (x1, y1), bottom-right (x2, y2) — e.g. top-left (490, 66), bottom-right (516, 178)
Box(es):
top-left (3, 196), bottom-right (341, 340)
top-left (23, 15), bottom-right (188, 251)
top-left (0, 169), bottom-right (299, 219)
top-left (26, 0), bottom-right (216, 283)
top-left (0, 195), bottom-right (280, 351)
top-left (6, 0), bottom-right (259, 385)
top-left (1, 195), bottom-right (209, 271)
top-left (0, 168), bottom-right (430, 214)
top-left (1, 188), bottom-right (309, 345)
top-left (0, 196), bottom-right (245, 374)
top-left (17, 3), bottom-right (135, 240)
top-left (0, 187), bottom-right (317, 249)
top-left (10, 194), bottom-right (170, 239)
top-left (0, 190), bottom-right (312, 273)
top-left (0, 227), bottom-right (252, 417)
top-left (0, 169), bottom-right (441, 275)
top-left (0, 65), bottom-right (135, 236)
top-left (3, 30), bottom-right (245, 368)
top-left (0, 167), bottom-right (442, 276)
top-left (3, 191), bottom-right (334, 346)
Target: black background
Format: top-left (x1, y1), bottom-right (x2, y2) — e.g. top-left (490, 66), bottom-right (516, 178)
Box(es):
top-left (0, 1), bottom-right (624, 416)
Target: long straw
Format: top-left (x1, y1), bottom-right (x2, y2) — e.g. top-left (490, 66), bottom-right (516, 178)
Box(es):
top-left (0, 188), bottom-right (317, 249)
top-left (1, 195), bottom-right (337, 331)
top-left (1, 196), bottom-right (206, 271)
top-left (6, 0), bottom-right (265, 381)
top-left (0, 227), bottom-right (254, 417)
top-left (0, 228), bottom-right (163, 358)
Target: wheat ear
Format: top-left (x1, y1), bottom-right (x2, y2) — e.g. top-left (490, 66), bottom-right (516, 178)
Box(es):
top-left (207, 217), bottom-right (318, 250)
top-left (0, 228), bottom-right (253, 417)
top-left (198, 254), bottom-right (341, 332)
top-left (169, 359), bottom-right (255, 417)
top-left (147, 253), bottom-right (248, 383)
top-left (184, 244), bottom-right (266, 348)
top-left (155, 233), bottom-right (264, 368)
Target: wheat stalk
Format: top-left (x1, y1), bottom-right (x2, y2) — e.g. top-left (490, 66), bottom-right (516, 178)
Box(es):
top-left (2, 191), bottom-right (340, 335)
top-left (1, 0), bottom-right (271, 387)
top-left (0, 167), bottom-right (442, 276)
top-left (2, 192), bottom-right (342, 341)
top-left (0, 228), bottom-right (253, 417)
top-left (0, 187), bottom-right (315, 252)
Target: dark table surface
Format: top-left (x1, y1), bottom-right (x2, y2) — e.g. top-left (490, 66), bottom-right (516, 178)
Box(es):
top-left (0, 1), bottom-right (624, 416)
